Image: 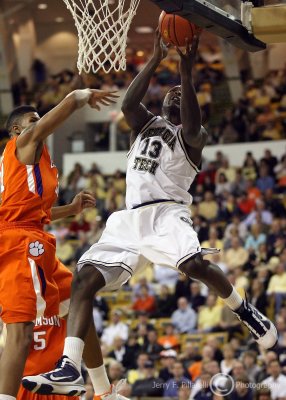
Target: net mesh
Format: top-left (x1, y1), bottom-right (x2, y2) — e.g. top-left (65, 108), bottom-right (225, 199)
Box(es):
top-left (62, 0), bottom-right (140, 74)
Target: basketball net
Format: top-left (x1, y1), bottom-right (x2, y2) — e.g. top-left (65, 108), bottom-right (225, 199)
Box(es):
top-left (62, 0), bottom-right (140, 74)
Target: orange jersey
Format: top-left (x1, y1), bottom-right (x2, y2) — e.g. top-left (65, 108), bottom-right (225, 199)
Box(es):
top-left (0, 137), bottom-right (58, 224)
top-left (18, 317), bottom-right (79, 400)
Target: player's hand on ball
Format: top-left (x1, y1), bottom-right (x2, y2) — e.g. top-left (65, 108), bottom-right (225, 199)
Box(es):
top-left (88, 89), bottom-right (119, 111)
top-left (176, 35), bottom-right (200, 70)
top-left (153, 28), bottom-right (169, 62)
top-left (71, 191), bottom-right (96, 214)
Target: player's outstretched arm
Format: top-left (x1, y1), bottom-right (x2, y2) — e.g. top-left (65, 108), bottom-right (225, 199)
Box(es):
top-left (51, 191), bottom-right (95, 221)
top-left (17, 89), bottom-right (118, 147)
top-left (121, 29), bottom-right (168, 135)
top-left (177, 36), bottom-right (208, 150)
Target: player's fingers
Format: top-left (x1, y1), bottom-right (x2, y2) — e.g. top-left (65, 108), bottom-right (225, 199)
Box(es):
top-left (92, 103), bottom-right (101, 111)
top-left (82, 194), bottom-right (96, 202)
top-left (191, 35), bottom-right (199, 54)
top-left (185, 38), bottom-right (190, 53)
top-left (97, 99), bottom-right (113, 106)
top-left (98, 93), bottom-right (119, 100)
top-left (101, 98), bottom-right (117, 105)
top-left (175, 46), bottom-right (183, 56)
top-left (81, 190), bottom-right (94, 195)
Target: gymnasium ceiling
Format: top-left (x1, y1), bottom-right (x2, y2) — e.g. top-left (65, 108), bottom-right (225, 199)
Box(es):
top-left (0, 0), bottom-right (162, 51)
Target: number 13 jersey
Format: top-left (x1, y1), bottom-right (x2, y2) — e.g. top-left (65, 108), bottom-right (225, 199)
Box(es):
top-left (126, 116), bottom-right (202, 209)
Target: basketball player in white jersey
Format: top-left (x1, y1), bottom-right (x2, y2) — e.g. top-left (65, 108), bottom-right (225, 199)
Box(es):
top-left (23, 30), bottom-right (277, 399)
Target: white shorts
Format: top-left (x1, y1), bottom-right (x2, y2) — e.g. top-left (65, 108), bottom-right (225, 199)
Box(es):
top-left (78, 201), bottom-right (201, 291)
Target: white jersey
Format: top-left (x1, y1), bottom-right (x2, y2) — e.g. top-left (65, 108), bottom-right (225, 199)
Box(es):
top-left (126, 116), bottom-right (201, 209)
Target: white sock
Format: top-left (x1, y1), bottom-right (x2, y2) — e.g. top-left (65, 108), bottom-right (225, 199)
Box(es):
top-left (87, 364), bottom-right (111, 396)
top-left (223, 287), bottom-right (243, 310)
top-left (0, 395), bottom-right (16, 400)
top-left (63, 337), bottom-right (84, 370)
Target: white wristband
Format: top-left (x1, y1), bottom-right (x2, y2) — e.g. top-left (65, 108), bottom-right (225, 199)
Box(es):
top-left (68, 89), bottom-right (92, 108)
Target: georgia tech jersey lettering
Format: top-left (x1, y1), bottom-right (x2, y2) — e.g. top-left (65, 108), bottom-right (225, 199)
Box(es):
top-left (126, 116), bottom-right (202, 209)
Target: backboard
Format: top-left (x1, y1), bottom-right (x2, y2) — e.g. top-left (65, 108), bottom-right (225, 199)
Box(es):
top-left (150, 0), bottom-right (266, 51)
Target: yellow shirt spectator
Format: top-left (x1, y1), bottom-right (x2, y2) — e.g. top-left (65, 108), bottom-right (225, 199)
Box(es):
top-left (198, 294), bottom-right (222, 330)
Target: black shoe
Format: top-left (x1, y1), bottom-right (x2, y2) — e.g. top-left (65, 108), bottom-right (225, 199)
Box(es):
top-left (233, 299), bottom-right (278, 349)
top-left (22, 356), bottom-right (86, 396)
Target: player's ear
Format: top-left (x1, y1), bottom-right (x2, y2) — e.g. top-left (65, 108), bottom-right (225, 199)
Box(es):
top-left (11, 124), bottom-right (21, 135)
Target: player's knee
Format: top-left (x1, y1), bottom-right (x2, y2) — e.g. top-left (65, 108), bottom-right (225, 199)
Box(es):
top-left (6, 322), bottom-right (33, 351)
top-left (72, 265), bottom-right (105, 297)
top-left (179, 253), bottom-right (208, 280)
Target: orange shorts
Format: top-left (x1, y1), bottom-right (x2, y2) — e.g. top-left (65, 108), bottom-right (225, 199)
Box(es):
top-left (0, 226), bottom-right (72, 323)
top-left (17, 387), bottom-right (79, 400)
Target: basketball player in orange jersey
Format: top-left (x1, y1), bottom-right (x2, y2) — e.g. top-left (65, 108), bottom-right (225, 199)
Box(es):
top-left (0, 87), bottom-right (117, 400)
top-left (17, 316), bottom-right (78, 400)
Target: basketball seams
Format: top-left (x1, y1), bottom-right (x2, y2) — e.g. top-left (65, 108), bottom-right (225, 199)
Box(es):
top-left (173, 15), bottom-right (180, 47)
top-left (160, 12), bottom-right (200, 47)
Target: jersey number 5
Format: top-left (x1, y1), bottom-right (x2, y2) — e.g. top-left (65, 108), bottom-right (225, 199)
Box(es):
top-left (34, 331), bottom-right (46, 350)
top-left (141, 139), bottom-right (162, 159)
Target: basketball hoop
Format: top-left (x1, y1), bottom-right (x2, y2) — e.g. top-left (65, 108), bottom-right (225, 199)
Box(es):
top-left (62, 0), bottom-right (141, 74)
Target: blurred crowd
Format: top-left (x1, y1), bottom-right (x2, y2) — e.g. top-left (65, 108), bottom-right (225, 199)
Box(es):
top-left (9, 48), bottom-right (286, 147)
top-left (24, 146), bottom-right (285, 399)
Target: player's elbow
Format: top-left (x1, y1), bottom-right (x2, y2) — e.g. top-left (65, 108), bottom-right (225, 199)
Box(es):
top-left (121, 99), bottom-right (133, 114)
top-left (183, 127), bottom-right (208, 149)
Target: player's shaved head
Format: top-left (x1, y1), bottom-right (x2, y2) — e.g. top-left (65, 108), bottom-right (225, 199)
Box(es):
top-left (5, 105), bottom-right (38, 134)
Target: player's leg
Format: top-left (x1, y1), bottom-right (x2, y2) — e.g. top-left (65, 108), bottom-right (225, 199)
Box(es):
top-left (22, 265), bottom-right (106, 396)
top-left (0, 322), bottom-right (34, 398)
top-left (22, 210), bottom-right (140, 399)
top-left (144, 202), bottom-right (277, 350)
top-left (179, 254), bottom-right (277, 349)
top-left (23, 264), bottom-right (133, 398)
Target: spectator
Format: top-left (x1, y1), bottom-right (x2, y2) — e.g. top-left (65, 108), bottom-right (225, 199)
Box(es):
top-left (122, 332), bottom-right (141, 370)
top-left (107, 360), bottom-right (125, 385)
top-left (108, 337), bottom-right (127, 364)
top-left (198, 293), bottom-right (222, 332)
top-left (153, 264), bottom-right (179, 287)
top-left (224, 237), bottom-right (249, 270)
top-left (132, 284), bottom-right (156, 315)
top-left (154, 285), bottom-right (176, 317)
top-left (198, 191), bottom-right (219, 221)
top-left (134, 310), bottom-right (154, 333)
top-left (69, 214), bottom-right (90, 238)
top-left (245, 223), bottom-right (267, 252)
top-left (158, 324), bottom-right (180, 350)
top-left (249, 278), bottom-right (268, 316)
top-left (132, 277), bottom-right (155, 301)
top-left (256, 165), bottom-right (275, 193)
top-left (127, 352), bottom-right (149, 385)
top-left (131, 360), bottom-right (164, 397)
top-left (267, 262), bottom-right (286, 315)
top-left (262, 360), bottom-right (286, 400)
top-left (230, 375), bottom-right (253, 400)
top-left (178, 382), bottom-right (192, 400)
top-left (158, 349), bottom-right (177, 382)
top-left (101, 310), bottom-right (129, 347)
top-left (215, 172), bottom-right (232, 196)
top-left (189, 282), bottom-right (206, 312)
top-left (244, 199), bottom-right (273, 227)
top-left (74, 232), bottom-right (91, 261)
top-left (56, 236), bottom-right (74, 264)
top-left (254, 385), bottom-right (272, 400)
top-left (171, 297), bottom-right (197, 333)
top-left (192, 372), bottom-right (213, 400)
top-left (220, 344), bottom-right (236, 375)
top-left (224, 214), bottom-right (248, 242)
top-left (142, 329), bottom-right (164, 361)
top-left (231, 169), bottom-right (247, 197)
top-left (242, 350), bottom-right (261, 383)
top-left (163, 361), bottom-right (191, 398)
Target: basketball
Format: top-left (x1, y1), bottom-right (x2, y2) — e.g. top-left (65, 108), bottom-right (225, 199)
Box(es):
top-left (159, 11), bottom-right (202, 47)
